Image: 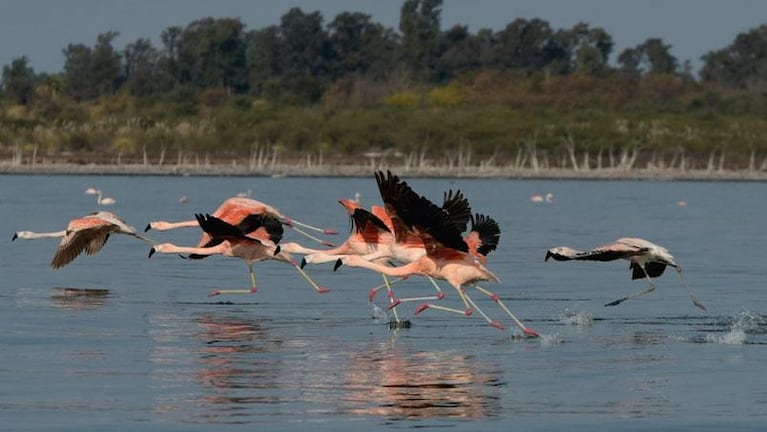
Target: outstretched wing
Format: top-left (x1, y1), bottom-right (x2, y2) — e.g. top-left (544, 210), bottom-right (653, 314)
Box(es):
top-left (50, 225), bottom-right (113, 269)
top-left (195, 213), bottom-right (245, 239)
top-left (237, 214), bottom-right (284, 243)
top-left (441, 189), bottom-right (471, 234)
top-left (350, 208), bottom-right (391, 234)
top-left (374, 170), bottom-right (468, 253)
top-left (467, 213), bottom-right (501, 257)
top-left (574, 242), bottom-right (649, 262)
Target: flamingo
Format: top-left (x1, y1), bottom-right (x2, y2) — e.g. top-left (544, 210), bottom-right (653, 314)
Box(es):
top-left (359, 189), bottom-right (474, 308)
top-left (12, 211), bottom-right (153, 269)
top-left (530, 193), bottom-right (553, 203)
top-left (280, 198), bottom-right (418, 325)
top-left (545, 237), bottom-right (706, 310)
top-left (288, 195), bottom-right (466, 324)
top-left (85, 188), bottom-right (116, 205)
top-left (335, 171), bottom-right (539, 337)
top-left (145, 197), bottom-right (337, 246)
top-left (280, 198), bottom-right (393, 261)
top-left (148, 213), bottom-right (329, 296)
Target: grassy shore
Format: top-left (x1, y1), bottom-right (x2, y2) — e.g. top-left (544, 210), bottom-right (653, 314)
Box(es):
top-left (3, 161), bottom-right (767, 181)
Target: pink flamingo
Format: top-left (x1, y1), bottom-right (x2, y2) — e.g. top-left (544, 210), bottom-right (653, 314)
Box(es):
top-left (12, 211), bottom-right (152, 268)
top-left (145, 196), bottom-right (337, 246)
top-left (335, 171), bottom-right (539, 337)
top-left (148, 213), bottom-right (329, 296)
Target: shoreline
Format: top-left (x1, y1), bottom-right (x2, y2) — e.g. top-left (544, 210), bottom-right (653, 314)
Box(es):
top-left (2, 162), bottom-right (767, 181)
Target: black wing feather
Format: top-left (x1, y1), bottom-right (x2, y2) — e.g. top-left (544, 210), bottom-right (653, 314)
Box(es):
top-left (237, 214), bottom-right (284, 243)
top-left (630, 261), bottom-right (667, 279)
top-left (471, 213), bottom-right (501, 256)
top-left (195, 214), bottom-right (244, 239)
top-left (350, 208), bottom-right (391, 234)
top-left (441, 189), bottom-right (471, 233)
top-left (375, 170), bottom-right (468, 252)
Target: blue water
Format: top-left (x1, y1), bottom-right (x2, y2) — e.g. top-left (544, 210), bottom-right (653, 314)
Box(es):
top-left (0, 174), bottom-right (765, 431)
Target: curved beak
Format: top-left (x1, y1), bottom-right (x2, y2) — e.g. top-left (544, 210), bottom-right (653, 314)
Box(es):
top-left (333, 258), bottom-right (343, 271)
top-left (144, 223), bottom-right (152, 232)
top-left (11, 233), bottom-right (18, 241)
top-left (300, 257), bottom-right (307, 269)
top-left (148, 247), bottom-right (156, 258)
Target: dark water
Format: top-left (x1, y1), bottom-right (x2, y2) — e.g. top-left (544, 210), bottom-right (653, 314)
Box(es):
top-left (1, 174), bottom-right (765, 431)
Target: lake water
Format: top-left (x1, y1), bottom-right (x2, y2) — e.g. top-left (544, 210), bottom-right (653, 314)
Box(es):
top-left (0, 174), bottom-right (765, 431)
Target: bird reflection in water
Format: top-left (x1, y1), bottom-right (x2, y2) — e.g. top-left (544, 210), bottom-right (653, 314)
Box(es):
top-left (192, 314), bottom-right (283, 392)
top-left (340, 342), bottom-right (503, 419)
top-left (50, 287), bottom-right (111, 309)
top-left (151, 313), bottom-right (501, 423)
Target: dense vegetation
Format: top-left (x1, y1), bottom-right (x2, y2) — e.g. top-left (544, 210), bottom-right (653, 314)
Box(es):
top-left (3, 0), bottom-right (767, 172)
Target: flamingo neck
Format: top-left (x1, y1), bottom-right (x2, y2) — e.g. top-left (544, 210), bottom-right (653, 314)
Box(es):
top-left (166, 242), bottom-right (229, 256)
top-left (15, 230), bottom-right (67, 240)
top-left (343, 256), bottom-right (420, 278)
top-left (150, 220), bottom-right (200, 231)
top-left (278, 242), bottom-right (323, 255)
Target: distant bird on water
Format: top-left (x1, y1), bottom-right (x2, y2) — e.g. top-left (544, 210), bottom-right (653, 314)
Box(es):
top-left (545, 237), bottom-right (706, 310)
top-left (530, 193), bottom-right (553, 203)
top-left (12, 211), bottom-right (153, 268)
top-left (85, 188), bottom-right (116, 205)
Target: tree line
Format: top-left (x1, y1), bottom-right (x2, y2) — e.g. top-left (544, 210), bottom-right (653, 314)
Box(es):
top-left (2, 0), bottom-right (767, 172)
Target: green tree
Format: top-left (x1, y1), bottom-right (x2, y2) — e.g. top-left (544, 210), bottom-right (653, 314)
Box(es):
top-left (91, 31), bottom-right (122, 96)
top-left (246, 26), bottom-right (282, 96)
top-left (174, 18), bottom-right (248, 92)
top-left (493, 18), bottom-right (554, 73)
top-left (568, 23), bottom-right (613, 75)
top-left (327, 12), bottom-right (397, 79)
top-left (434, 25), bottom-right (492, 81)
top-left (277, 8), bottom-right (332, 103)
top-left (399, 0), bottom-right (442, 81)
top-left (618, 38), bottom-right (678, 75)
top-left (62, 43), bottom-right (94, 100)
top-left (701, 24), bottom-right (767, 89)
top-left (1, 56), bottom-right (37, 104)
top-left (153, 26), bottom-right (183, 93)
top-left (123, 38), bottom-right (159, 96)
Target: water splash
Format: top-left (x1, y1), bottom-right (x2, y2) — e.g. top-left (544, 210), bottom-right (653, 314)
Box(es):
top-left (702, 310), bottom-right (765, 344)
top-left (370, 303), bottom-right (389, 323)
top-left (556, 308), bottom-right (594, 327)
top-left (538, 333), bottom-right (565, 346)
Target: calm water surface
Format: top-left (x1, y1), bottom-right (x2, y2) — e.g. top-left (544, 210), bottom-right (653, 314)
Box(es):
top-left (0, 174), bottom-right (765, 431)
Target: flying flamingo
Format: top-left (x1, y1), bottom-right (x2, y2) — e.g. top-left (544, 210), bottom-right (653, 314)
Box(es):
top-left (148, 213), bottom-right (330, 296)
top-left (280, 198), bottom-right (417, 325)
top-left (289, 195), bottom-right (466, 325)
top-left (545, 237), bottom-right (707, 310)
top-left (280, 198), bottom-right (394, 261)
top-left (359, 189), bottom-right (473, 308)
top-left (145, 196), bottom-right (337, 246)
top-left (12, 211), bottom-right (153, 268)
top-left (335, 171), bottom-right (539, 337)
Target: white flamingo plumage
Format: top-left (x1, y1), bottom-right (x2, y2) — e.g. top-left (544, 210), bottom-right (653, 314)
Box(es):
top-left (545, 237), bottom-right (706, 310)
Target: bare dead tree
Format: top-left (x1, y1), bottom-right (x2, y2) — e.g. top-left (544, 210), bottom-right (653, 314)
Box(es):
top-left (562, 133), bottom-right (579, 171)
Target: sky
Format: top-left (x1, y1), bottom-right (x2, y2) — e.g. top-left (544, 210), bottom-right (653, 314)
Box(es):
top-left (1, 0), bottom-right (766, 74)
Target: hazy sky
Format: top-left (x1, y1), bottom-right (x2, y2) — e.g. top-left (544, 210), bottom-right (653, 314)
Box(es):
top-left (2, 0), bottom-right (766, 74)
